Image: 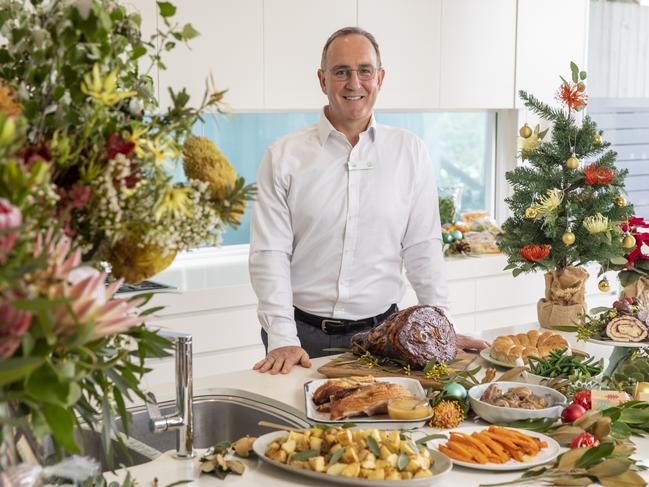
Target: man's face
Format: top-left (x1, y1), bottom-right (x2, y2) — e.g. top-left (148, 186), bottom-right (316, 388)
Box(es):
top-left (318, 34), bottom-right (384, 126)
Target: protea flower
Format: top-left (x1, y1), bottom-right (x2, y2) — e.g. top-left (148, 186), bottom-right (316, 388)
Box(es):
top-left (0, 298), bottom-right (32, 358)
top-left (0, 198), bottom-right (21, 262)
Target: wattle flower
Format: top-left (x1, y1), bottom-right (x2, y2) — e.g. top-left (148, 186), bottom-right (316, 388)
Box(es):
top-left (0, 198), bottom-right (21, 262)
top-left (0, 298), bottom-right (32, 358)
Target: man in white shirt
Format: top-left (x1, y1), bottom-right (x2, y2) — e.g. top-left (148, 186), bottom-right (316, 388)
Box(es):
top-left (250, 27), bottom-right (488, 375)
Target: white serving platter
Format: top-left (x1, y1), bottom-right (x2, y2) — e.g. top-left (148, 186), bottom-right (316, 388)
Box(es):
top-left (304, 376), bottom-right (432, 428)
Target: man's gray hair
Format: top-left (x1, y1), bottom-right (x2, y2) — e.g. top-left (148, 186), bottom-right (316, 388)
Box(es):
top-left (320, 27), bottom-right (381, 69)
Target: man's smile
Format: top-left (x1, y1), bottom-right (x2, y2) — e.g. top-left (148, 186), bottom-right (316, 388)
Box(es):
top-left (343, 95), bottom-right (365, 101)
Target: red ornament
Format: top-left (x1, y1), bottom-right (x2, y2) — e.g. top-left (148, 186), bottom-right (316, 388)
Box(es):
top-left (583, 163), bottom-right (614, 186)
top-left (556, 81), bottom-right (588, 110)
top-left (570, 432), bottom-right (600, 448)
top-left (519, 244), bottom-right (551, 262)
top-left (620, 216), bottom-right (649, 268)
top-left (561, 403), bottom-right (586, 423)
top-left (573, 390), bottom-right (592, 411)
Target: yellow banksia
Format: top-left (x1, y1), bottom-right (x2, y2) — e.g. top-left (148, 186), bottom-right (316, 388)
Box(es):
top-left (183, 136), bottom-right (237, 200)
top-left (108, 235), bottom-right (176, 283)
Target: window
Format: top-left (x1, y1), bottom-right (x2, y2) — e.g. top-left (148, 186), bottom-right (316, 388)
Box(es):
top-left (178, 112), bottom-right (497, 245)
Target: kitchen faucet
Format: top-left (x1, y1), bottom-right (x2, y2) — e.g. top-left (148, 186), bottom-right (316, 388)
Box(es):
top-left (145, 330), bottom-right (194, 458)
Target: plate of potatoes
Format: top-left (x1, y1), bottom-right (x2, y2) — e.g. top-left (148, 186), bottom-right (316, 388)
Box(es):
top-left (253, 426), bottom-right (451, 485)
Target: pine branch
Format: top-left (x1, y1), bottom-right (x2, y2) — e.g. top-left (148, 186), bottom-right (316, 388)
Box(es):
top-left (519, 90), bottom-right (567, 123)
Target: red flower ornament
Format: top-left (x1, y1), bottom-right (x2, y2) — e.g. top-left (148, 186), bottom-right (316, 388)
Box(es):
top-left (583, 163), bottom-right (614, 186)
top-left (519, 244), bottom-right (551, 261)
top-left (556, 82), bottom-right (588, 111)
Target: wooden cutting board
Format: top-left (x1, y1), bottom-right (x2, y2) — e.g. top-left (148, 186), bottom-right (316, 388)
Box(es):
top-left (317, 352), bottom-right (478, 388)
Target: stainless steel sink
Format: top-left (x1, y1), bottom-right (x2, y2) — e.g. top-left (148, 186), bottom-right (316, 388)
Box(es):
top-left (83, 389), bottom-right (310, 471)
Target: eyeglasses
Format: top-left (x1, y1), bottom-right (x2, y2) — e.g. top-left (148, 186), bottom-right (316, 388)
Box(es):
top-left (329, 65), bottom-right (377, 81)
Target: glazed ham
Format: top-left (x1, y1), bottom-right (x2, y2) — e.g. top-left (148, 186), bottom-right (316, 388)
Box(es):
top-left (328, 382), bottom-right (414, 420)
top-left (351, 305), bottom-right (457, 369)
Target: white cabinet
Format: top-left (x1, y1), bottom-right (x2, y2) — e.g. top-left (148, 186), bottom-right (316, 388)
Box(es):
top-left (439, 0), bottom-right (517, 109)
top-left (156, 0), bottom-right (264, 111)
top-left (515, 0), bottom-right (589, 108)
top-left (263, 0), bottom-right (356, 110)
top-left (358, 0), bottom-right (441, 109)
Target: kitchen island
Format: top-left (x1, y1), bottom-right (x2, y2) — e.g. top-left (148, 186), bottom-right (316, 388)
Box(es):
top-left (110, 325), bottom-right (649, 486)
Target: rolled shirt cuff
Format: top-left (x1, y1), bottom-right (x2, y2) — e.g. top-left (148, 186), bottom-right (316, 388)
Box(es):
top-left (265, 318), bottom-right (301, 352)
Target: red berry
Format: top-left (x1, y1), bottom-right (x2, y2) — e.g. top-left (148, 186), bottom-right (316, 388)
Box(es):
top-left (577, 83), bottom-right (586, 92)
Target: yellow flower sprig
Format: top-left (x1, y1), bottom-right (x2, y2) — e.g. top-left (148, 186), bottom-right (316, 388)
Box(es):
top-left (155, 187), bottom-right (193, 221)
top-left (81, 64), bottom-right (137, 106)
top-left (583, 213), bottom-right (609, 234)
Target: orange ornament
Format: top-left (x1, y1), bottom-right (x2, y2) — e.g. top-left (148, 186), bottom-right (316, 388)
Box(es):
top-left (519, 244), bottom-right (551, 261)
top-left (556, 82), bottom-right (588, 110)
top-left (583, 163), bottom-right (614, 186)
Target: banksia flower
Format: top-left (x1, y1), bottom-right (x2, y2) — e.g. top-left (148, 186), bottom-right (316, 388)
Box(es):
top-left (428, 400), bottom-right (463, 429)
top-left (583, 163), bottom-right (614, 186)
top-left (519, 244), bottom-right (551, 261)
top-left (108, 234), bottom-right (176, 283)
top-left (183, 136), bottom-right (237, 200)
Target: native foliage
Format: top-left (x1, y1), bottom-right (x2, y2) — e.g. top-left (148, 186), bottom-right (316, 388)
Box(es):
top-left (500, 63), bottom-right (634, 276)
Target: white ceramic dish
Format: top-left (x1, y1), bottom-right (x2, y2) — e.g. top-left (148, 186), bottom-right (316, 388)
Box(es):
top-left (468, 381), bottom-right (567, 424)
top-left (304, 377), bottom-right (432, 429)
top-left (479, 348), bottom-right (519, 368)
top-left (427, 426), bottom-right (561, 471)
top-left (253, 430), bottom-right (452, 486)
top-left (523, 368), bottom-right (604, 385)
top-left (587, 337), bottom-right (649, 348)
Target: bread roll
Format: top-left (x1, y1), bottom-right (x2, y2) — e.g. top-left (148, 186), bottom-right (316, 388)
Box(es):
top-left (490, 330), bottom-right (569, 365)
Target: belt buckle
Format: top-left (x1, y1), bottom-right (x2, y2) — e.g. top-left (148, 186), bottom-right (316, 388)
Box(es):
top-left (321, 319), bottom-right (343, 333)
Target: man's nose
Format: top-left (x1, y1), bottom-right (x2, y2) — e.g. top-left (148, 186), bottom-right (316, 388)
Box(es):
top-left (346, 70), bottom-right (362, 89)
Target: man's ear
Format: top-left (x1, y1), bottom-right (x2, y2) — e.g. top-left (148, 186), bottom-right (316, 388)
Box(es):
top-left (376, 67), bottom-right (385, 90)
top-left (317, 68), bottom-right (327, 95)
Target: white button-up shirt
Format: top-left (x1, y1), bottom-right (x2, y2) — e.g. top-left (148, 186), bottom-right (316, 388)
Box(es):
top-left (249, 110), bottom-right (449, 352)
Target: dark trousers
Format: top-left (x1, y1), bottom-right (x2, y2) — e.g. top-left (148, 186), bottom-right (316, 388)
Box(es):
top-left (261, 308), bottom-right (393, 359)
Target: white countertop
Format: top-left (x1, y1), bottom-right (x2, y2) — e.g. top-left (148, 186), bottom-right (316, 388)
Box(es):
top-left (107, 325), bottom-right (649, 487)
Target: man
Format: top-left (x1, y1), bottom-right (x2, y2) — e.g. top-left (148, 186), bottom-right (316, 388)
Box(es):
top-left (250, 27), bottom-right (488, 375)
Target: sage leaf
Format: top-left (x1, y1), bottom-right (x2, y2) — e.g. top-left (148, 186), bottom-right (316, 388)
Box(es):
top-left (397, 453), bottom-right (409, 471)
top-left (291, 449), bottom-right (318, 461)
top-left (575, 442), bottom-right (615, 469)
top-left (329, 447), bottom-right (344, 465)
top-left (367, 435), bottom-right (380, 456)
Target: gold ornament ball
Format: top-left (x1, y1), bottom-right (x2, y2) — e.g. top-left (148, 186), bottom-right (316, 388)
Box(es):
top-left (615, 196), bottom-right (627, 207)
top-left (562, 231), bottom-right (576, 246)
top-left (634, 382), bottom-right (649, 399)
top-left (594, 133), bottom-right (603, 145)
top-left (598, 278), bottom-right (610, 292)
top-left (525, 207), bottom-right (538, 219)
top-left (519, 124), bottom-right (533, 139)
top-left (622, 234), bottom-right (637, 249)
top-left (566, 156), bottom-right (580, 170)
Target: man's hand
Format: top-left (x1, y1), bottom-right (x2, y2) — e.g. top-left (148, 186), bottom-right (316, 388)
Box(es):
top-left (457, 334), bottom-right (490, 351)
top-left (253, 346), bottom-right (312, 375)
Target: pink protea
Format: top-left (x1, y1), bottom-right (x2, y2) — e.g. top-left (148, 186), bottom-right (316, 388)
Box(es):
top-left (0, 198), bottom-right (21, 262)
top-left (0, 298), bottom-right (32, 358)
top-left (33, 230), bottom-right (82, 282)
top-left (52, 271), bottom-right (145, 340)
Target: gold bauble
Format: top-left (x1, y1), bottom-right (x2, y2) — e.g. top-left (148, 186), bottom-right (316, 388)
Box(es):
top-left (594, 133), bottom-right (603, 145)
top-left (622, 234), bottom-right (637, 249)
top-left (565, 156), bottom-right (580, 170)
top-left (562, 231), bottom-right (576, 245)
top-left (524, 207), bottom-right (538, 219)
top-left (634, 382), bottom-right (649, 399)
top-left (615, 196), bottom-right (627, 207)
top-left (519, 124), bottom-right (533, 139)
top-left (598, 278), bottom-right (610, 292)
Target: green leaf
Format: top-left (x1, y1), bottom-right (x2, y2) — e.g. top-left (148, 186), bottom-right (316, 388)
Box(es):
top-left (42, 403), bottom-right (80, 453)
top-left (367, 435), bottom-right (380, 456)
top-left (0, 357), bottom-right (45, 386)
top-left (610, 257), bottom-right (628, 265)
top-left (579, 71), bottom-right (587, 81)
top-left (25, 363), bottom-right (69, 405)
top-left (181, 23), bottom-right (199, 40)
top-left (157, 2), bottom-right (176, 17)
top-left (619, 408), bottom-right (649, 425)
top-left (291, 449), bottom-right (318, 461)
top-left (341, 422), bottom-right (356, 429)
top-left (130, 46), bottom-right (147, 60)
top-left (575, 442), bottom-right (615, 468)
top-left (329, 447), bottom-right (344, 465)
top-left (397, 453), bottom-right (409, 471)
top-left (571, 61), bottom-right (579, 83)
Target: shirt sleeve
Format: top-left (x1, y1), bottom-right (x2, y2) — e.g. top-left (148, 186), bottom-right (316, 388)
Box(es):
top-left (401, 138), bottom-right (451, 316)
top-left (249, 148), bottom-right (300, 351)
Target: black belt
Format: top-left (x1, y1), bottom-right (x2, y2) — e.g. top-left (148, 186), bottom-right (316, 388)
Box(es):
top-left (294, 304), bottom-right (398, 335)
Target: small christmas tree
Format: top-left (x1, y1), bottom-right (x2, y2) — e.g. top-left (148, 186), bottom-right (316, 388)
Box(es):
top-left (499, 63), bottom-right (634, 328)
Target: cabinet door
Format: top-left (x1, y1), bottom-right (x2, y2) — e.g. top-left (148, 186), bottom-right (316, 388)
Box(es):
top-left (157, 0), bottom-right (264, 111)
top-left (440, 0), bottom-right (516, 109)
top-left (264, 0), bottom-right (356, 110)
top-left (516, 0), bottom-right (589, 108)
top-left (358, 0), bottom-right (441, 109)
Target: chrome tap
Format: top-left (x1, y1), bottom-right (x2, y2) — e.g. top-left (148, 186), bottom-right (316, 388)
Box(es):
top-left (145, 330), bottom-right (194, 458)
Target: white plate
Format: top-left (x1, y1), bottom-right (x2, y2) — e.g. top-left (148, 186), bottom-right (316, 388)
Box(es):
top-left (304, 377), bottom-right (432, 428)
top-left (479, 348), bottom-right (519, 368)
top-left (427, 426), bottom-right (561, 471)
top-left (587, 337), bottom-right (649, 348)
top-left (253, 430), bottom-right (452, 486)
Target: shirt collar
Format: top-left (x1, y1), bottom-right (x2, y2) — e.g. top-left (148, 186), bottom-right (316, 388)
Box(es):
top-left (317, 107), bottom-right (377, 145)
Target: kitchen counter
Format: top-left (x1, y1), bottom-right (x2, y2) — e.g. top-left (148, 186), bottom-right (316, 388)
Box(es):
top-left (108, 325), bottom-right (649, 486)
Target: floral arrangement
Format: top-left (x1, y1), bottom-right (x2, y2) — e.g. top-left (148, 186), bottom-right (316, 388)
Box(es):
top-left (0, 0), bottom-right (255, 284)
top-left (0, 0), bottom-right (255, 469)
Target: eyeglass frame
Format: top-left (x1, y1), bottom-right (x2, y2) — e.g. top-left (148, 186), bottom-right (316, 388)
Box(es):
top-left (326, 64), bottom-right (379, 81)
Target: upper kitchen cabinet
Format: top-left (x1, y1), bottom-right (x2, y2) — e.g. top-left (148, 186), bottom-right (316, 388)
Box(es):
top-left (439, 0), bottom-right (517, 109)
top-left (264, 0), bottom-right (356, 110)
top-left (156, 0), bottom-right (264, 111)
top-left (358, 0), bottom-right (441, 110)
top-left (515, 0), bottom-right (589, 108)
